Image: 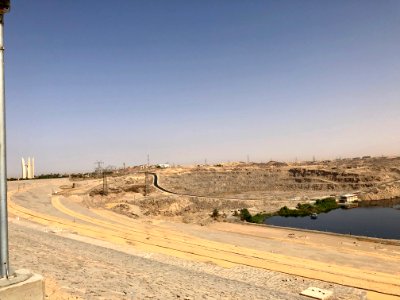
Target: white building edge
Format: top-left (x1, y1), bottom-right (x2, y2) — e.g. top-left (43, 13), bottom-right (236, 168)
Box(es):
top-left (339, 193), bottom-right (359, 203)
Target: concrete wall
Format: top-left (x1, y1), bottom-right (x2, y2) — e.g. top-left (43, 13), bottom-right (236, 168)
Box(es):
top-left (0, 270), bottom-right (44, 300)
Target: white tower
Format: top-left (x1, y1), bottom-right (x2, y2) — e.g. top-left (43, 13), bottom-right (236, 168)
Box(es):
top-left (21, 156), bottom-right (35, 179)
top-left (32, 157), bottom-right (35, 178)
top-left (27, 157), bottom-right (33, 179)
top-left (21, 157), bottom-right (26, 179)
top-left (27, 157), bottom-right (31, 179)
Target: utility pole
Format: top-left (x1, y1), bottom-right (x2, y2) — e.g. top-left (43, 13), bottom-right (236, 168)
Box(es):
top-left (95, 161), bottom-right (103, 169)
top-left (0, 0), bottom-right (11, 279)
top-left (94, 161), bottom-right (103, 177)
top-left (144, 173), bottom-right (148, 196)
top-left (102, 172), bottom-right (108, 195)
top-left (144, 154), bottom-right (149, 196)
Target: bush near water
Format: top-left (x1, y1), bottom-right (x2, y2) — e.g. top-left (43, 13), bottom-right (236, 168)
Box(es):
top-left (278, 198), bottom-right (338, 217)
top-left (239, 198), bottom-right (339, 224)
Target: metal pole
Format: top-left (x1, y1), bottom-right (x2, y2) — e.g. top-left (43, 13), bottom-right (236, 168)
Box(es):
top-left (0, 13), bottom-right (9, 278)
top-left (145, 154), bottom-right (149, 196)
top-left (102, 171), bottom-right (108, 196)
top-left (144, 171), bottom-right (148, 196)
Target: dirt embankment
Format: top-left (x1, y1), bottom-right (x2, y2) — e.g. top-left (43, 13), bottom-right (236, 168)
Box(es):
top-left (66, 156), bottom-right (400, 224)
top-left (159, 156), bottom-right (400, 201)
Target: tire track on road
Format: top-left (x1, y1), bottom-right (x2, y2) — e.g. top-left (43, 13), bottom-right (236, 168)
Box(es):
top-left (52, 197), bottom-right (400, 296)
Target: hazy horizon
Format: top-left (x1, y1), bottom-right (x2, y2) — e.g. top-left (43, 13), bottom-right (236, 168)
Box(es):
top-left (5, 1), bottom-right (400, 177)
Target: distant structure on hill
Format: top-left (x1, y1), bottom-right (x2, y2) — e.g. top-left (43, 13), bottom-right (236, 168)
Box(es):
top-left (157, 163), bottom-right (170, 169)
top-left (21, 157), bottom-right (35, 179)
top-left (339, 193), bottom-right (358, 203)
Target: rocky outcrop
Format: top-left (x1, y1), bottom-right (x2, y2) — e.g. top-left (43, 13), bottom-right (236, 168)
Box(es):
top-left (160, 157), bottom-right (400, 200)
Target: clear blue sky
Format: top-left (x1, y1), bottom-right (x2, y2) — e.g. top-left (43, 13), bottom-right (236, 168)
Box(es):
top-left (4, 1), bottom-right (400, 176)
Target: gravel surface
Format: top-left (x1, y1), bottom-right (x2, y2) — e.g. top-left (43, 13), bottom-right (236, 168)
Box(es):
top-left (9, 221), bottom-right (365, 300)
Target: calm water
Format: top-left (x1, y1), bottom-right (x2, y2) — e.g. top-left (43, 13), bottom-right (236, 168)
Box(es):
top-left (265, 199), bottom-right (400, 239)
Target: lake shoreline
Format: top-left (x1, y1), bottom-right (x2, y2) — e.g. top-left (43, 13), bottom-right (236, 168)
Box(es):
top-left (264, 203), bottom-right (400, 240)
top-left (239, 219), bottom-right (400, 244)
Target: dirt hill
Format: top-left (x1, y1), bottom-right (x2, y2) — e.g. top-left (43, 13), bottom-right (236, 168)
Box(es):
top-left (67, 156), bottom-right (400, 224)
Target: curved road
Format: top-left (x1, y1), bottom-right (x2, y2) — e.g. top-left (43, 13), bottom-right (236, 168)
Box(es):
top-left (149, 172), bottom-right (176, 194)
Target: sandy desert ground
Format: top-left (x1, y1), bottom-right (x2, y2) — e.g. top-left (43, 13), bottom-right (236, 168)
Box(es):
top-left (5, 174), bottom-right (400, 299)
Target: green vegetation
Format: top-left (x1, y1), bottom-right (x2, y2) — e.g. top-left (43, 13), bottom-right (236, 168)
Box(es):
top-left (36, 173), bottom-right (68, 179)
top-left (239, 208), bottom-right (252, 222)
top-left (239, 208), bottom-right (272, 224)
top-left (8, 173), bottom-right (69, 181)
top-left (277, 198), bottom-right (338, 217)
top-left (238, 198), bottom-right (339, 224)
top-left (211, 208), bottom-right (220, 219)
top-left (249, 213), bottom-right (267, 224)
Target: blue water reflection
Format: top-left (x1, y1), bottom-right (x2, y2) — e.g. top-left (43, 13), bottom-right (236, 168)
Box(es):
top-left (265, 201), bottom-right (400, 239)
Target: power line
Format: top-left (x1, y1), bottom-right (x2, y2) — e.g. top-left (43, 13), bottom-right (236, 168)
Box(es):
top-left (94, 161), bottom-right (104, 176)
